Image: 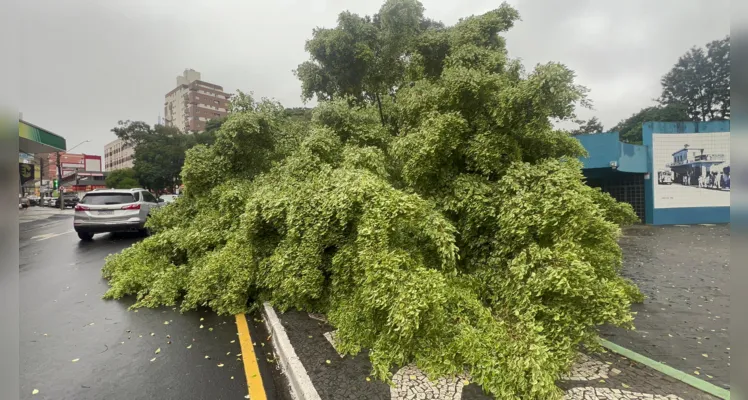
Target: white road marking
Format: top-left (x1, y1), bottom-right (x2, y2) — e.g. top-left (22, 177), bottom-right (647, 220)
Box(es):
top-left (31, 230), bottom-right (75, 241)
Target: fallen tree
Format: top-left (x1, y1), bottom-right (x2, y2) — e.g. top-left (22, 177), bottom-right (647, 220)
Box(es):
top-left (102, 2), bottom-right (642, 398)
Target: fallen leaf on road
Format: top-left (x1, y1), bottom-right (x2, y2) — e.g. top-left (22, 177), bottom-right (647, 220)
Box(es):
top-left (694, 371), bottom-right (700, 375)
top-left (89, 323), bottom-right (94, 326)
top-left (308, 335), bottom-right (313, 338)
top-left (217, 363), bottom-right (224, 367)
top-left (622, 383), bottom-right (630, 388)
top-left (155, 348), bottom-right (161, 354)
top-left (366, 377), bottom-right (371, 382)
top-left (230, 340), bottom-right (235, 344)
top-left (463, 380), bottom-right (470, 385)
top-left (164, 321), bottom-right (169, 325)
top-left (200, 318), bottom-right (204, 321)
top-left (150, 357), bottom-right (157, 362)
top-left (707, 374), bottom-right (713, 379)
top-left (32, 389), bottom-right (39, 395)
top-left (200, 325), bottom-right (204, 329)
top-left (209, 328), bottom-right (213, 332)
top-left (599, 380), bottom-right (605, 383)
top-left (326, 360), bottom-right (331, 365)
top-left (236, 353), bottom-right (242, 357)
top-left (187, 345), bottom-right (192, 349)
top-left (120, 342), bottom-right (125, 344)
top-left (261, 343), bottom-right (265, 347)
top-left (702, 353), bottom-right (708, 358)
top-left (139, 335), bottom-right (142, 338)
top-left (72, 358), bottom-right (80, 362)
top-left (205, 355), bottom-right (210, 359)
top-left (43, 334), bottom-right (47, 336)
top-left (226, 352), bottom-right (231, 355)
top-left (668, 334), bottom-right (673, 337)
top-left (150, 333), bottom-right (155, 336)
top-left (231, 376), bottom-right (234, 380)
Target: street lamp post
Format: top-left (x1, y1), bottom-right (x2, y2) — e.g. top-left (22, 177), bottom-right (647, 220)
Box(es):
top-left (57, 140), bottom-right (90, 210)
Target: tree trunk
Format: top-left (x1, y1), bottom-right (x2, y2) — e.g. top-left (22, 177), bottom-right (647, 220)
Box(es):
top-left (375, 93), bottom-right (385, 127)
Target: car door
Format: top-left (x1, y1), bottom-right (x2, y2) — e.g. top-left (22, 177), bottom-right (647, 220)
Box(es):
top-left (142, 191), bottom-right (159, 214)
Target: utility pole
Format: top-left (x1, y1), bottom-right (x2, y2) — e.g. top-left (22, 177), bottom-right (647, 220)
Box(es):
top-left (57, 152), bottom-right (64, 210)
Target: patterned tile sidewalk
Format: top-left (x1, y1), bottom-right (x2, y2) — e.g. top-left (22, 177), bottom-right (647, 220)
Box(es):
top-left (273, 310), bottom-right (720, 400)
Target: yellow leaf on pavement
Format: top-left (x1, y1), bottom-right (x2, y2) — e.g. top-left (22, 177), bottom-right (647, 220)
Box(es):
top-left (72, 358), bottom-right (80, 362)
top-left (155, 348), bottom-right (161, 354)
top-left (150, 357), bottom-right (157, 362)
top-left (217, 363), bottom-right (224, 367)
top-left (32, 389), bottom-right (39, 395)
top-left (187, 345), bottom-right (192, 349)
top-left (326, 360), bottom-right (331, 364)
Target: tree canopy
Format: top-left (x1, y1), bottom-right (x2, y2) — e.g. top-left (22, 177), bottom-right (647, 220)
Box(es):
top-left (570, 116), bottom-right (605, 135)
top-left (105, 168), bottom-right (140, 189)
top-left (102, 1), bottom-right (640, 398)
top-left (611, 104), bottom-right (689, 144)
top-left (658, 36), bottom-right (730, 121)
top-left (111, 121), bottom-right (219, 194)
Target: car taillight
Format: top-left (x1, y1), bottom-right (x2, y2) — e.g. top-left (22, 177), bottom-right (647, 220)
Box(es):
top-left (74, 204), bottom-right (89, 211)
top-left (121, 203), bottom-right (141, 210)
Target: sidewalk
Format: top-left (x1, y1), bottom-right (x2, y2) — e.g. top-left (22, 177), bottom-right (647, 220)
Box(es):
top-left (263, 308), bottom-right (721, 400)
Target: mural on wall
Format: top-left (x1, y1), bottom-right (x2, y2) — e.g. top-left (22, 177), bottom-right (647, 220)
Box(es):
top-left (652, 132), bottom-right (730, 209)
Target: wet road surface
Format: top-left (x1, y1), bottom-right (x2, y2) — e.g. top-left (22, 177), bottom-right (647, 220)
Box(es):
top-left (20, 215), bottom-right (291, 400)
top-left (600, 224), bottom-right (730, 389)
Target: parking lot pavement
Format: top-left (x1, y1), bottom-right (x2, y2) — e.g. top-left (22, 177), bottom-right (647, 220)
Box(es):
top-left (20, 216), bottom-right (291, 400)
top-left (266, 309), bottom-right (720, 400)
top-left (600, 224), bottom-right (730, 390)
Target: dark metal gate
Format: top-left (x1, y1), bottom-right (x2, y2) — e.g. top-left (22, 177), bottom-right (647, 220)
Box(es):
top-left (585, 173), bottom-right (646, 223)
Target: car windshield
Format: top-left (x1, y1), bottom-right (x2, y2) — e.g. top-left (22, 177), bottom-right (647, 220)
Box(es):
top-left (80, 193), bottom-right (135, 205)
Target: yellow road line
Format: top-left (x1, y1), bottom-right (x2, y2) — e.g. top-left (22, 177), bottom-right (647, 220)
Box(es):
top-left (235, 313), bottom-right (267, 400)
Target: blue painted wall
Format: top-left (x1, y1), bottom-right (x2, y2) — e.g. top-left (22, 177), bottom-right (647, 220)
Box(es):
top-left (575, 131), bottom-right (648, 173)
top-left (642, 121), bottom-right (730, 225)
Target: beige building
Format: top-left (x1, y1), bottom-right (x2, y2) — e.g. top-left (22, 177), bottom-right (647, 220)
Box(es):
top-left (104, 138), bottom-right (134, 171)
top-left (164, 69), bottom-right (230, 133)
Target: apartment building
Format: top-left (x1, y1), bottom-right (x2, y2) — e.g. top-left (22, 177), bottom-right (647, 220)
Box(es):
top-left (164, 69), bottom-right (230, 133)
top-left (104, 138), bottom-right (134, 171)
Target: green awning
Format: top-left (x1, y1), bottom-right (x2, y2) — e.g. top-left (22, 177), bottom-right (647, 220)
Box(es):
top-left (19, 120), bottom-right (67, 154)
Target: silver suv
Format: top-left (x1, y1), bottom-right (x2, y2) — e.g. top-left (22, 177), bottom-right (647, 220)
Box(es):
top-left (73, 188), bottom-right (162, 241)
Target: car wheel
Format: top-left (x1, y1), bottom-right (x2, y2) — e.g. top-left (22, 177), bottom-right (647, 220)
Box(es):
top-left (77, 232), bottom-right (94, 241)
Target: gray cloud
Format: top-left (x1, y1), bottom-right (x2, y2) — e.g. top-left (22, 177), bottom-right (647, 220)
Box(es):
top-left (20, 0), bottom-right (729, 157)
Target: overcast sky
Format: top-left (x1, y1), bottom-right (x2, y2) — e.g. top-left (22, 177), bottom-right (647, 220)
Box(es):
top-left (20, 0), bottom-right (729, 157)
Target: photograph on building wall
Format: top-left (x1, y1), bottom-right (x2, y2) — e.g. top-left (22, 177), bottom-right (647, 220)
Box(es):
top-left (652, 132), bottom-right (730, 209)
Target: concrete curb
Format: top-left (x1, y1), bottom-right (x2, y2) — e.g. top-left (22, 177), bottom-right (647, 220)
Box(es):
top-left (262, 302), bottom-right (321, 400)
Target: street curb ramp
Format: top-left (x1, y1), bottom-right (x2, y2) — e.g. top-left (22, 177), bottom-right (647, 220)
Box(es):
top-left (262, 302), bottom-right (322, 400)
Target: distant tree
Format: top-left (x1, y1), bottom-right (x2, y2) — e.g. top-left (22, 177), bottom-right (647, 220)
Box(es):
top-left (105, 168), bottom-right (140, 189)
top-left (570, 117), bottom-right (605, 135)
top-left (284, 107), bottom-right (314, 122)
top-left (611, 104), bottom-right (689, 144)
top-left (112, 121), bottom-right (191, 194)
top-left (659, 36), bottom-right (730, 121)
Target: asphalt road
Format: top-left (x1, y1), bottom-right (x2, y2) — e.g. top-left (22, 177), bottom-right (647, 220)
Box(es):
top-left (600, 224), bottom-right (730, 389)
top-left (20, 214), bottom-right (291, 400)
